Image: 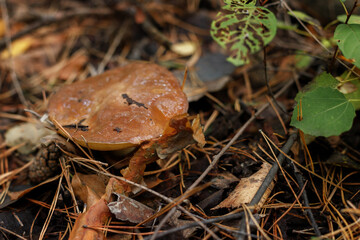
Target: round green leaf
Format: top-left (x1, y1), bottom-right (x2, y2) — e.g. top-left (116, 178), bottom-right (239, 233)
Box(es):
top-left (337, 14), bottom-right (360, 24)
top-left (291, 87), bottom-right (355, 137)
top-left (294, 72), bottom-right (339, 102)
top-left (334, 24), bottom-right (360, 68)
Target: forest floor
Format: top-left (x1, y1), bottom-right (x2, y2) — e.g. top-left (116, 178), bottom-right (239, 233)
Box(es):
top-left (1, 0), bottom-right (360, 239)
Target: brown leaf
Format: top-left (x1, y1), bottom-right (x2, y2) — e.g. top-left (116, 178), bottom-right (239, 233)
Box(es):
top-left (69, 198), bottom-right (111, 240)
top-left (108, 193), bottom-right (154, 224)
top-left (212, 162), bottom-right (274, 209)
top-left (168, 210), bottom-right (199, 238)
top-left (155, 114), bottom-right (195, 159)
top-left (71, 173), bottom-right (107, 208)
top-left (210, 172), bottom-right (239, 189)
top-left (191, 115), bottom-right (206, 147)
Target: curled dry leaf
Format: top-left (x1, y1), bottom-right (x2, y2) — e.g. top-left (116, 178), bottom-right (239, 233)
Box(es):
top-left (191, 115), bottom-right (206, 147)
top-left (212, 162), bottom-right (273, 210)
top-left (108, 193), bottom-right (154, 224)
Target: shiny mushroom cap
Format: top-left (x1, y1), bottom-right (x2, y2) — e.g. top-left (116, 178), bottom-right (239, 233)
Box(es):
top-left (48, 62), bottom-right (188, 150)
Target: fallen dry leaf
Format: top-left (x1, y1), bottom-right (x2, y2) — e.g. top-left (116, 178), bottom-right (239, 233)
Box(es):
top-left (168, 210), bottom-right (199, 238)
top-left (108, 193), bottom-right (154, 224)
top-left (191, 115), bottom-right (206, 147)
top-left (212, 162), bottom-right (274, 209)
top-left (210, 172), bottom-right (239, 189)
top-left (72, 173), bottom-right (107, 208)
top-left (0, 36), bottom-right (34, 59)
top-left (69, 198), bottom-right (111, 240)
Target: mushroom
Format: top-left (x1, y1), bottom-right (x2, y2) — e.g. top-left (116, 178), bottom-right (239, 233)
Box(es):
top-left (48, 61), bottom-right (202, 191)
top-left (48, 61), bottom-right (189, 151)
top-left (47, 62), bottom-right (205, 239)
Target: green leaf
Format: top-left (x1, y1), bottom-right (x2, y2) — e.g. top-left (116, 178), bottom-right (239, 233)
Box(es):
top-left (211, 4), bottom-right (277, 66)
top-left (312, 72), bottom-right (339, 88)
top-left (294, 52), bottom-right (313, 69)
top-left (295, 72), bottom-right (339, 101)
top-left (341, 79), bottom-right (360, 110)
top-left (276, 20), bottom-right (298, 31)
top-left (334, 24), bottom-right (360, 68)
top-left (288, 11), bottom-right (321, 28)
top-left (337, 14), bottom-right (360, 24)
top-left (223, 0), bottom-right (256, 6)
top-left (291, 87), bottom-right (355, 137)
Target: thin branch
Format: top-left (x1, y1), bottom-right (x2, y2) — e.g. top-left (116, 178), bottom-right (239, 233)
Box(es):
top-left (289, 161), bottom-right (321, 236)
top-left (236, 132), bottom-right (298, 240)
top-left (143, 212), bottom-right (259, 240)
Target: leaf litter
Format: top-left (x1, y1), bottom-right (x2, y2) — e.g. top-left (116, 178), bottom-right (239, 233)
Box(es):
top-left (0, 1), bottom-right (360, 240)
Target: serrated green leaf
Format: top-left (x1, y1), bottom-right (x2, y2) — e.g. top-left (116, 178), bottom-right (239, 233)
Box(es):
top-left (223, 0), bottom-right (256, 6)
top-left (211, 5), bottom-right (277, 66)
top-left (337, 14), bottom-right (360, 24)
top-left (291, 87), bottom-right (355, 137)
top-left (334, 24), bottom-right (360, 68)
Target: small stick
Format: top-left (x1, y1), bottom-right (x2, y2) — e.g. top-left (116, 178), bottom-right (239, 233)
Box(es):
top-left (236, 132), bottom-right (298, 240)
top-left (143, 211), bottom-right (259, 240)
top-left (288, 161), bottom-right (322, 236)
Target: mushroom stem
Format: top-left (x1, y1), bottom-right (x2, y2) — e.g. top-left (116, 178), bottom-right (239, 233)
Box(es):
top-left (120, 144), bottom-right (158, 193)
top-left (119, 115), bottom-right (196, 193)
top-left (69, 115), bottom-right (201, 239)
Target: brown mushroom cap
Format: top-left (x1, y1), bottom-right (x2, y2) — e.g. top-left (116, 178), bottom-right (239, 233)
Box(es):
top-left (48, 62), bottom-right (188, 150)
